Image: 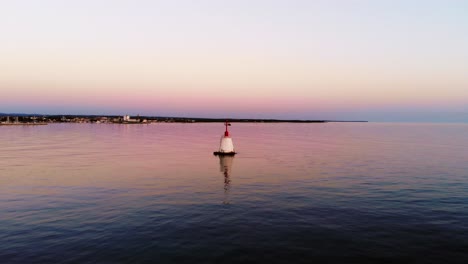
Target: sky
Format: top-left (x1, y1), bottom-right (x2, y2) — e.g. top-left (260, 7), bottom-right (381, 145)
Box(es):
top-left (1, 0), bottom-right (467, 121)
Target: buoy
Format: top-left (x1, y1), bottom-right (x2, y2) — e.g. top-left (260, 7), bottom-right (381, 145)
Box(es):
top-left (213, 120), bottom-right (236, 156)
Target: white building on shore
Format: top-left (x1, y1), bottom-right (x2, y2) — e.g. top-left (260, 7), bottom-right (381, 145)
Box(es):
top-left (123, 115), bottom-right (139, 123)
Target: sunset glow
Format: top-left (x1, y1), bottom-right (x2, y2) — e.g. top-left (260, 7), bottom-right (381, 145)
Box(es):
top-left (1, 0), bottom-right (467, 121)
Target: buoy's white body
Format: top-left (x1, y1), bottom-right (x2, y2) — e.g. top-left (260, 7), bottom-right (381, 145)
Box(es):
top-left (219, 136), bottom-right (235, 153)
top-left (214, 121), bottom-right (236, 155)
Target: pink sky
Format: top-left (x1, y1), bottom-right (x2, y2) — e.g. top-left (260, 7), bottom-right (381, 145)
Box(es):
top-left (1, 1), bottom-right (467, 121)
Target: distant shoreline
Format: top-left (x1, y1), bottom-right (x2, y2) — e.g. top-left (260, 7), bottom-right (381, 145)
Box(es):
top-left (0, 123), bottom-right (48, 126)
top-left (0, 113), bottom-right (368, 124)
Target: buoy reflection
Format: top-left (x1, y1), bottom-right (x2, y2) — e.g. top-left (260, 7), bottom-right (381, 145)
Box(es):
top-left (218, 155), bottom-right (234, 204)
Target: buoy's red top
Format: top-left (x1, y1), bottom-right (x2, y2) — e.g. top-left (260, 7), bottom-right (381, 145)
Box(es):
top-left (224, 120), bottom-right (231, 137)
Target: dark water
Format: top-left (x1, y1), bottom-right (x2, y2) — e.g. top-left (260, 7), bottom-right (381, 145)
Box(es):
top-left (1, 123), bottom-right (467, 263)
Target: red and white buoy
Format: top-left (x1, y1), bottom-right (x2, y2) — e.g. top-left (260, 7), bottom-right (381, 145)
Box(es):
top-left (213, 120), bottom-right (236, 155)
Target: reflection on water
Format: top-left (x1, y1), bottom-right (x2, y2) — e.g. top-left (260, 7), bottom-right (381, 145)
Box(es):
top-left (1, 123), bottom-right (468, 263)
top-left (218, 156), bottom-right (234, 204)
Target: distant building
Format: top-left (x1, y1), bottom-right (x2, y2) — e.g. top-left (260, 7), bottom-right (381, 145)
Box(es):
top-left (123, 115), bottom-right (139, 123)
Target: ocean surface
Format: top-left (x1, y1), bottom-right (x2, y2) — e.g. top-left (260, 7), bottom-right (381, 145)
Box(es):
top-left (1, 123), bottom-right (467, 263)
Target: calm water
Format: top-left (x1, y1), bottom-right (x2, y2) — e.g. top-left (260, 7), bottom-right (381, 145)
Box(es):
top-left (1, 123), bottom-right (468, 263)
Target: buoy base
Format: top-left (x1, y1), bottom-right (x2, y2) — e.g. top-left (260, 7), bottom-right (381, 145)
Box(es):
top-left (213, 151), bottom-right (236, 156)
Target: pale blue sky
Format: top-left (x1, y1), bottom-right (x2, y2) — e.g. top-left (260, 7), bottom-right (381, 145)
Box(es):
top-left (1, 0), bottom-right (467, 121)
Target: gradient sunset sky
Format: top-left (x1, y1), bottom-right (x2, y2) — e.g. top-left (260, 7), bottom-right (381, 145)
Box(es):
top-left (1, 0), bottom-right (467, 121)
